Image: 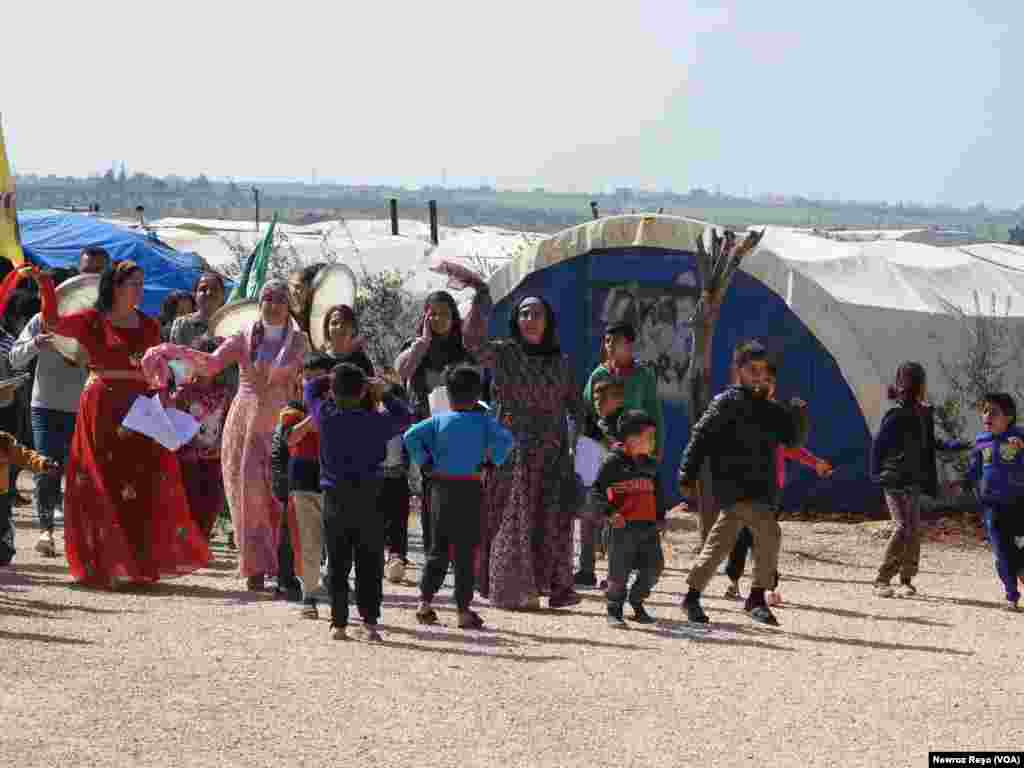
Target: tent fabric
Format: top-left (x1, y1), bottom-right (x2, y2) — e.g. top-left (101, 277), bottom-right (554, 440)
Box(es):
top-left (16, 210), bottom-right (223, 316)
top-left (485, 214), bottom-right (1024, 512)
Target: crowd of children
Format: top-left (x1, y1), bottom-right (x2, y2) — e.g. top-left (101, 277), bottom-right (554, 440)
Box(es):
top-left (7, 269), bottom-right (1022, 639)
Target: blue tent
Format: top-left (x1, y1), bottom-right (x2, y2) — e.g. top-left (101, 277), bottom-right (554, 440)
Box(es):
top-left (15, 210), bottom-right (229, 317)
top-left (485, 215), bottom-right (877, 514)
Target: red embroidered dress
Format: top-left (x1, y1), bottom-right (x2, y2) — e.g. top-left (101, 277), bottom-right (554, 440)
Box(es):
top-left (39, 281), bottom-right (208, 588)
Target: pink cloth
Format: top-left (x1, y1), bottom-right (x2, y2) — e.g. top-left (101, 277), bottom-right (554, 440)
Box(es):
top-left (145, 326), bottom-right (308, 577)
top-left (777, 446), bottom-right (822, 488)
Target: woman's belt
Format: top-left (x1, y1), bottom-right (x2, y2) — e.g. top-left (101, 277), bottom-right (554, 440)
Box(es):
top-left (86, 369), bottom-right (149, 385)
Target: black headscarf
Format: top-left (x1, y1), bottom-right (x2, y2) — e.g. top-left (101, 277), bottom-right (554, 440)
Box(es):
top-left (510, 295), bottom-right (560, 356)
top-left (405, 291), bottom-right (474, 416)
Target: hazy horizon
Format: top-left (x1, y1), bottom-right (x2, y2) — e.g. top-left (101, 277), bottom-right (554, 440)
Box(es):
top-left (5, 2), bottom-right (1021, 209)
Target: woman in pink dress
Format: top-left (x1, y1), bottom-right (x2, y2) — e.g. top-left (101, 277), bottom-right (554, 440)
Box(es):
top-left (145, 280), bottom-right (308, 590)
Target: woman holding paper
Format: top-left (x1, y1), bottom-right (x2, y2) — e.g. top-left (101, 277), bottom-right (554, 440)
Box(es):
top-left (26, 262), bottom-right (209, 589)
top-left (144, 280), bottom-right (308, 591)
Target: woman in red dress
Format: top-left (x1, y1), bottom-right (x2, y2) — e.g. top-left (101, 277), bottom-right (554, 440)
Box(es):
top-left (29, 262), bottom-right (209, 588)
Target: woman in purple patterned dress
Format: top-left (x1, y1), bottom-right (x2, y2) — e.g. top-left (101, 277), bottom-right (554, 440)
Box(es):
top-left (463, 286), bottom-right (583, 611)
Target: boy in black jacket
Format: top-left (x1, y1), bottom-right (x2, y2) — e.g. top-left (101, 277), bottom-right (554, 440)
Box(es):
top-left (678, 340), bottom-right (808, 626)
top-left (589, 410), bottom-right (665, 628)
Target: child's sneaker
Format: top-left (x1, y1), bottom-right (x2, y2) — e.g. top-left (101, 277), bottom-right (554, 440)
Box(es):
top-left (873, 583), bottom-right (895, 598)
top-left (35, 531), bottom-right (56, 557)
top-left (607, 605), bottom-right (628, 629)
top-left (629, 603), bottom-right (656, 624)
top-left (766, 590), bottom-right (783, 607)
top-left (896, 582), bottom-right (917, 598)
top-left (682, 595), bottom-right (709, 624)
top-left (723, 580), bottom-right (741, 600)
top-left (416, 603), bottom-right (439, 625)
top-left (331, 626), bottom-right (348, 641)
top-left (747, 605), bottom-right (780, 626)
top-left (457, 610), bottom-right (485, 630)
top-left (353, 623), bottom-right (382, 642)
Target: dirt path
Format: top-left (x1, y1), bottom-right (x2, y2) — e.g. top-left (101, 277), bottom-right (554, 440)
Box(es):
top-left (2, 493), bottom-right (1022, 768)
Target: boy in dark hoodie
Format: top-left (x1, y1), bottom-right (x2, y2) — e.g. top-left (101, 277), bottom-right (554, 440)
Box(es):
top-left (678, 340), bottom-right (808, 626)
top-left (589, 409), bottom-right (665, 628)
top-left (305, 362), bottom-right (412, 642)
top-left (963, 392), bottom-right (1024, 611)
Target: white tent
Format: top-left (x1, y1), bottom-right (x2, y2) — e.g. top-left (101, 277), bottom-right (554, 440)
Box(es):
top-left (486, 215), bottom-right (1024, 437)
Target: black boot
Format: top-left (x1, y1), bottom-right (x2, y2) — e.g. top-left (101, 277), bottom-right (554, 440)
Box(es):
top-left (629, 602), bottom-right (657, 624)
top-left (607, 603), bottom-right (627, 629)
top-left (744, 587), bottom-right (779, 626)
top-left (682, 589), bottom-right (709, 624)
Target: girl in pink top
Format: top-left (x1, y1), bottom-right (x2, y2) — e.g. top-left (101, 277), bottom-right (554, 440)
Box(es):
top-left (723, 365), bottom-right (833, 606)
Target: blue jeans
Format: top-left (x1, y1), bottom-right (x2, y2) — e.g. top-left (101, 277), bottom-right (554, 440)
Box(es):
top-left (983, 504), bottom-right (1023, 603)
top-left (30, 407), bottom-right (77, 532)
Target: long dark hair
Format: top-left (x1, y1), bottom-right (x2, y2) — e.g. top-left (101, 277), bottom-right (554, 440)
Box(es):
top-left (191, 271), bottom-right (226, 296)
top-left (95, 261), bottom-right (142, 313)
top-left (422, 290), bottom-right (466, 360)
top-left (159, 291), bottom-right (193, 326)
top-left (321, 304), bottom-right (359, 352)
top-left (887, 361), bottom-right (927, 406)
top-left (509, 296), bottom-right (560, 355)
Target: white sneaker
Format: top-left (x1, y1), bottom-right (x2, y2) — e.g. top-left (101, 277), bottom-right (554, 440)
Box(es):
top-left (53, 506), bottom-right (64, 524)
top-left (873, 584), bottom-right (895, 598)
top-left (35, 531), bottom-right (56, 557)
top-left (896, 583), bottom-right (917, 598)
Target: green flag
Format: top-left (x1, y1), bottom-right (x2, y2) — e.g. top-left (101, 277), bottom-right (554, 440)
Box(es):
top-left (229, 212), bottom-right (277, 302)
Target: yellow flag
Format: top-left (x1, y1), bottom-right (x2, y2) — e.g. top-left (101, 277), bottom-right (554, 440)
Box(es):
top-left (0, 114), bottom-right (25, 267)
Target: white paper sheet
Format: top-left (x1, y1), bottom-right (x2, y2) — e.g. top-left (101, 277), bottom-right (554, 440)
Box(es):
top-left (428, 386), bottom-right (451, 414)
top-left (121, 394), bottom-right (201, 452)
top-left (574, 436), bottom-right (608, 487)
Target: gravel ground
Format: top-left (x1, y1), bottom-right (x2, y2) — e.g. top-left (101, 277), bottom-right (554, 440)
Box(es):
top-left (2, 483), bottom-right (1023, 768)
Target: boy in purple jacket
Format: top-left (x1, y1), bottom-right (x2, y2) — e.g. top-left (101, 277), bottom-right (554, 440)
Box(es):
top-left (305, 362), bottom-right (412, 642)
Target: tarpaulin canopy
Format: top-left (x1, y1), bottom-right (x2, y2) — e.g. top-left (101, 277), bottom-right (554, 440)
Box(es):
top-left (15, 210), bottom-right (230, 316)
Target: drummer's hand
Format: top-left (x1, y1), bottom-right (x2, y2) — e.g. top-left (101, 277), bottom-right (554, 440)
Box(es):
top-left (116, 426), bottom-right (132, 440)
top-left (367, 377), bottom-right (388, 399)
top-left (35, 333), bottom-right (56, 351)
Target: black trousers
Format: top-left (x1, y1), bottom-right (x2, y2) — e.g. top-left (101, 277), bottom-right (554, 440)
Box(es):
top-left (276, 498), bottom-right (300, 592)
top-left (419, 474), bottom-right (433, 555)
top-left (380, 475), bottom-right (410, 561)
top-left (606, 521), bottom-right (664, 609)
top-left (419, 477), bottom-right (482, 611)
top-left (0, 489), bottom-right (14, 566)
top-left (324, 479), bottom-right (385, 628)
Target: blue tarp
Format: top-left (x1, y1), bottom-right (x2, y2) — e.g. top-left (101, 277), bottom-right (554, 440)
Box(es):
top-left (489, 246), bottom-right (878, 514)
top-left (15, 210), bottom-right (229, 317)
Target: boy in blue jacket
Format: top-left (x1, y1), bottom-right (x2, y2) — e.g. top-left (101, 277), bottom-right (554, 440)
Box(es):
top-left (305, 362), bottom-right (412, 642)
top-left (963, 392), bottom-right (1024, 611)
top-left (404, 365), bottom-right (515, 630)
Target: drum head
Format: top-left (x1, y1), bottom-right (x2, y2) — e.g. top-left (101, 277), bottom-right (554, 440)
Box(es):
top-left (208, 300), bottom-right (260, 340)
top-left (52, 274), bottom-right (101, 366)
top-left (309, 263), bottom-right (357, 352)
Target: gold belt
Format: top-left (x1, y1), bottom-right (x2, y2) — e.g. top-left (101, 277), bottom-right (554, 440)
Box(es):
top-left (86, 369), bottom-right (148, 386)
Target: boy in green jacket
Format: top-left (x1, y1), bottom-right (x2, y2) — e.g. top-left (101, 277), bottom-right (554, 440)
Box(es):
top-left (583, 322), bottom-right (665, 461)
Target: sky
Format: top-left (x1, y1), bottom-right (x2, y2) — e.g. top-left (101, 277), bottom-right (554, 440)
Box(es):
top-left (4, 1), bottom-right (1022, 208)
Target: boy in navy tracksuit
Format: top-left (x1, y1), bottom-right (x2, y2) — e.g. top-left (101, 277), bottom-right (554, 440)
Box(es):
top-left (305, 362), bottom-right (412, 642)
top-left (404, 365), bottom-right (515, 630)
top-left (589, 410), bottom-right (665, 627)
top-left (963, 392), bottom-right (1024, 611)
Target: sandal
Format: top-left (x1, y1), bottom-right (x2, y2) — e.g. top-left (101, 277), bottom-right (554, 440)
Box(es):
top-left (416, 606), bottom-right (439, 625)
top-left (458, 610), bottom-right (485, 629)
